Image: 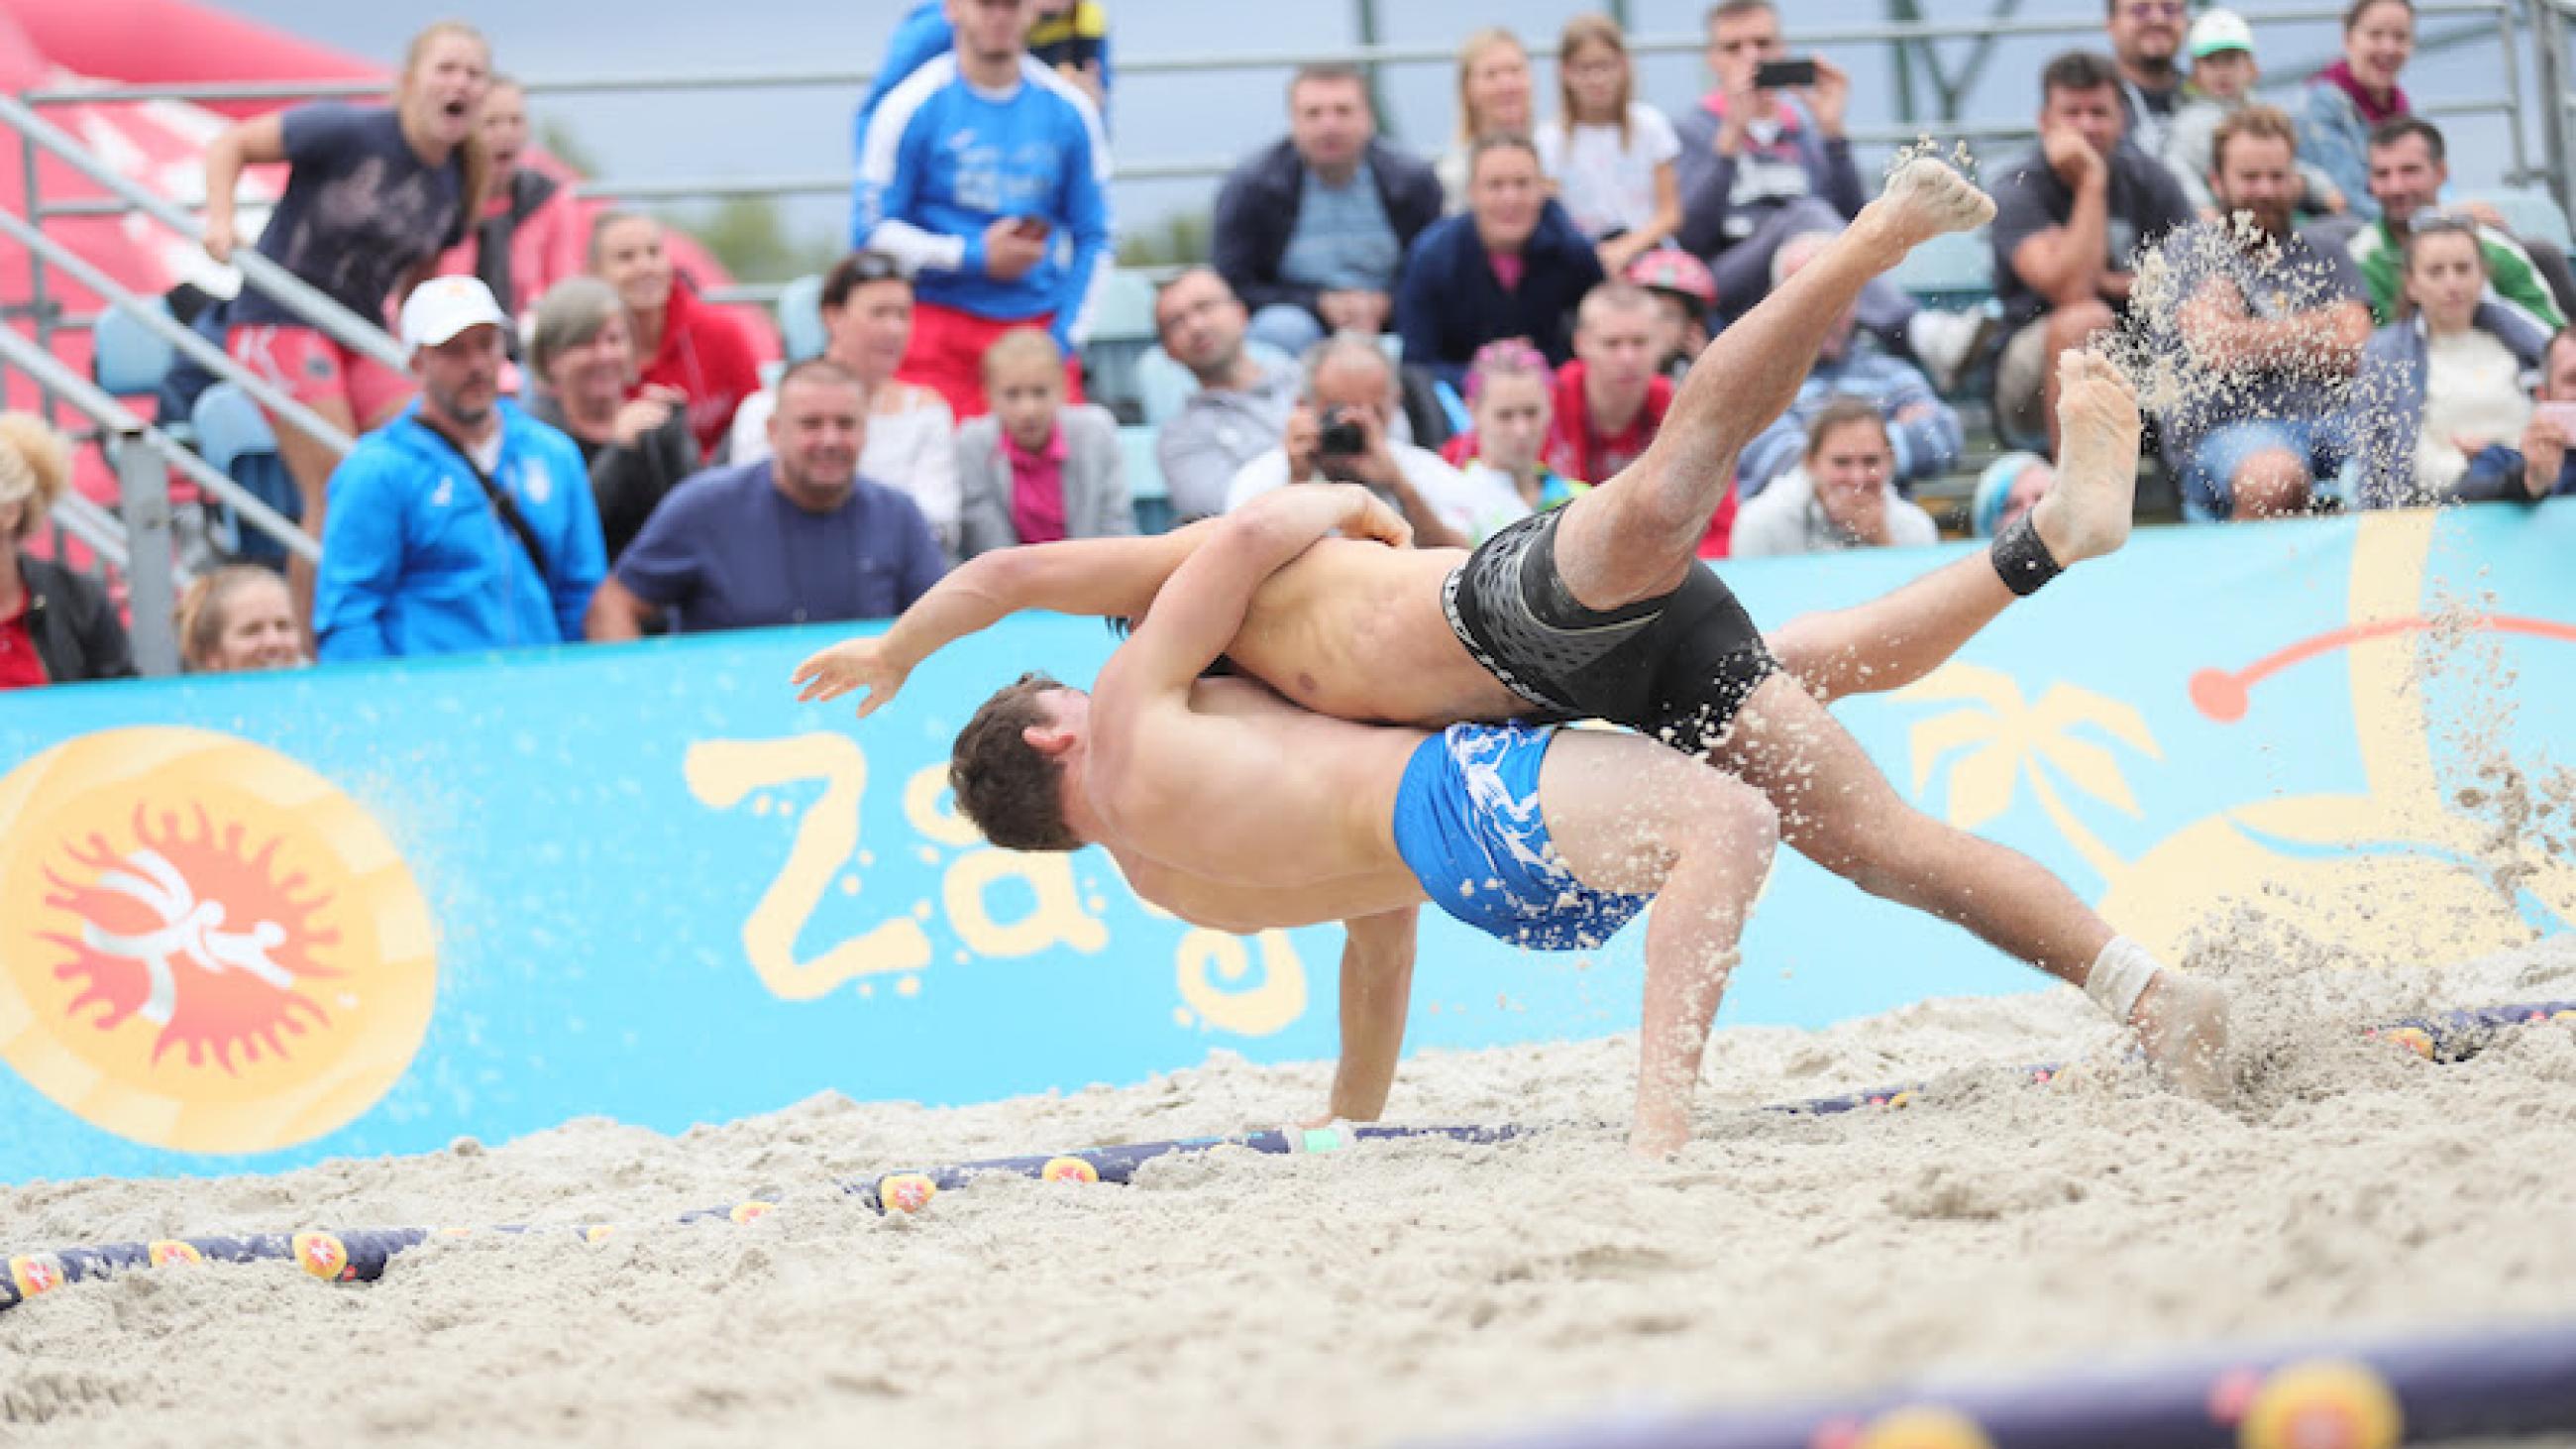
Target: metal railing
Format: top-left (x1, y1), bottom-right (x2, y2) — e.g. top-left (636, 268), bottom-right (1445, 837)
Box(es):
top-left (10, 1), bottom-right (2538, 308)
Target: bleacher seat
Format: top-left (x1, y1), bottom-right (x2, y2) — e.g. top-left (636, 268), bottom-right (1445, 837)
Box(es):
top-left (1082, 269), bottom-right (1159, 424)
top-left (777, 274), bottom-right (827, 364)
top-left (93, 300), bottom-right (177, 400)
top-left (1118, 423), bottom-right (1174, 535)
top-left (1888, 229), bottom-right (1995, 311)
top-left (2467, 190), bottom-right (2576, 255)
top-left (192, 382), bottom-right (300, 566)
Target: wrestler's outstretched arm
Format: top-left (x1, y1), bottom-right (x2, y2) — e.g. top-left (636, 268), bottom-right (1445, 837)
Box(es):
top-left (1767, 350), bottom-right (2143, 704)
top-left (791, 525), bottom-right (1219, 715)
top-left (1312, 907), bottom-right (1421, 1126)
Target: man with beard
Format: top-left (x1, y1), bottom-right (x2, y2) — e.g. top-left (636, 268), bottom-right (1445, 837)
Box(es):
top-left (316, 278), bottom-right (604, 661)
top-left (2105, 0), bottom-right (2189, 156)
top-left (2164, 105), bottom-right (2374, 520)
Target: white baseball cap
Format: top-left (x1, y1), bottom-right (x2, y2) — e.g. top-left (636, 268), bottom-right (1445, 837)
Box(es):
top-left (2189, 9), bottom-right (2256, 59)
top-left (398, 276), bottom-right (510, 354)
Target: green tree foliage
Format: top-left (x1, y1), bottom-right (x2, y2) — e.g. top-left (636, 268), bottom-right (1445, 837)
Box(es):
top-left (1117, 211), bottom-right (1212, 269)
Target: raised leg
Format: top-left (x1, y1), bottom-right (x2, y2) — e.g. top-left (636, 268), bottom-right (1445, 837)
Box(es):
top-left (1767, 348), bottom-right (2143, 703)
top-left (1703, 672), bottom-right (2231, 1096)
top-left (1554, 158), bottom-right (1997, 609)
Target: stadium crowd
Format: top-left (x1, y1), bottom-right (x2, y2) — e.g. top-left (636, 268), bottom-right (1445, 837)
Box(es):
top-left (5, 0), bottom-right (2570, 694)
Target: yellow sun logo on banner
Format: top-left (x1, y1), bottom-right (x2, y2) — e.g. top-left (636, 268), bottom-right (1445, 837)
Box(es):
top-left (0, 727), bottom-right (436, 1156)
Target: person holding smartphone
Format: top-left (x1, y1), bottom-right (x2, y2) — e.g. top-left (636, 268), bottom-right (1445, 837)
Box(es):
top-left (855, 0), bottom-right (1109, 419)
top-left (2519, 348), bottom-right (2576, 502)
top-left (1673, 0), bottom-right (1986, 388)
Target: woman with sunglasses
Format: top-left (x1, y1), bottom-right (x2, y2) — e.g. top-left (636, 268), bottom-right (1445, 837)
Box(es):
top-left (732, 252), bottom-right (962, 557)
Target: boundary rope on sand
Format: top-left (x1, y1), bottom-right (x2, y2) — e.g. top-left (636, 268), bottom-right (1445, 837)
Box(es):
top-left (1410, 1314), bottom-right (2576, 1449)
top-left (5, 1001), bottom-right (2570, 1316)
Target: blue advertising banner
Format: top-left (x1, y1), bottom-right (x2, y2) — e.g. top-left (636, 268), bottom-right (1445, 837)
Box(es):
top-left (3, 505), bottom-right (2570, 1182)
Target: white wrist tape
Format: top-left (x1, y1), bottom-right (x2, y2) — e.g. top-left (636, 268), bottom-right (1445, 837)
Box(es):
top-left (2084, 937), bottom-right (2161, 1023)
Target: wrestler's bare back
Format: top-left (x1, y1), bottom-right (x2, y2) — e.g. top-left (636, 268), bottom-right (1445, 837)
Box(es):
top-left (1223, 536), bottom-right (1530, 725)
top-left (1095, 674), bottom-right (1432, 933)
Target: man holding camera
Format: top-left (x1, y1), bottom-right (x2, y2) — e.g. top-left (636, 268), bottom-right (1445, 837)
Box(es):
top-left (1221, 333), bottom-right (1515, 548)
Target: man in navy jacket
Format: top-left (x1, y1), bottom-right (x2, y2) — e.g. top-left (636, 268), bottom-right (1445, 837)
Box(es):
top-left (1213, 63), bottom-right (1444, 363)
top-left (1396, 136), bottom-right (1606, 390)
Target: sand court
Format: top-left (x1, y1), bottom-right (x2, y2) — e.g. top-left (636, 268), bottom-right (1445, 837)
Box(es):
top-left (7, 939), bottom-right (2574, 1449)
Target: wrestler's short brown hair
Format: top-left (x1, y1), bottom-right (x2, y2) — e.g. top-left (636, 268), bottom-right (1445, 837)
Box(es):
top-left (950, 673), bottom-right (1083, 852)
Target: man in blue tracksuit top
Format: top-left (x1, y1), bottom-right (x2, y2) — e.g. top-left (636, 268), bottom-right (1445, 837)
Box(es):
top-left (314, 277), bottom-right (605, 662)
top-left (850, 0), bottom-right (1114, 169)
top-left (852, 0), bottom-right (1113, 420)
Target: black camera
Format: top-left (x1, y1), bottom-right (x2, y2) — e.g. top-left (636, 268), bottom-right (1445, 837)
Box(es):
top-left (1317, 407), bottom-right (1369, 458)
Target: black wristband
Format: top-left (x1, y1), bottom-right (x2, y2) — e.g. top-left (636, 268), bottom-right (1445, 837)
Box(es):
top-left (1989, 512), bottom-right (2065, 597)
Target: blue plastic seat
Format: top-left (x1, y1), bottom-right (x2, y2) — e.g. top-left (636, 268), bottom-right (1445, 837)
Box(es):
top-left (1889, 229), bottom-right (1996, 309)
top-left (776, 275), bottom-right (828, 364)
top-left (1118, 423), bottom-right (1174, 535)
top-left (93, 300), bottom-right (177, 399)
top-left (192, 383), bottom-right (301, 564)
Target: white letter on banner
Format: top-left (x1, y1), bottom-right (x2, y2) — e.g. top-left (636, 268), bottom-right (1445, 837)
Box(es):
top-left (682, 735), bottom-right (931, 1001)
top-left (1176, 930), bottom-right (1307, 1037)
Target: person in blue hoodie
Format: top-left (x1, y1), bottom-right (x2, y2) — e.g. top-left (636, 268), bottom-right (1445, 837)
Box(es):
top-left (313, 277), bottom-right (605, 662)
top-left (1395, 135), bottom-right (1605, 391)
top-left (850, 0), bottom-right (1113, 195)
top-left (853, 0), bottom-right (1112, 420)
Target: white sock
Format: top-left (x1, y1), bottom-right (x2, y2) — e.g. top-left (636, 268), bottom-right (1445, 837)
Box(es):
top-left (2084, 936), bottom-right (2161, 1023)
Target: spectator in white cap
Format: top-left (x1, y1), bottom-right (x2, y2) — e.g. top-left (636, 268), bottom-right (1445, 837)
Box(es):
top-left (2161, 9), bottom-right (2347, 217)
top-left (313, 276), bottom-right (606, 662)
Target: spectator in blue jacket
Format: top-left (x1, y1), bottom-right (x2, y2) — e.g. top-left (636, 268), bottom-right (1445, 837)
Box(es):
top-left (1395, 135), bottom-right (1605, 390)
top-left (314, 278), bottom-right (605, 663)
top-left (851, 0), bottom-right (1114, 159)
top-left (586, 361), bottom-right (946, 638)
top-left (1213, 63), bottom-right (1445, 363)
top-left (854, 0), bottom-right (1112, 420)
top-left (1736, 231), bottom-right (1963, 500)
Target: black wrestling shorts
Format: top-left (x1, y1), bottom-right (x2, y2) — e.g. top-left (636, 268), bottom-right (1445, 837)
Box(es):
top-left (1442, 509), bottom-right (1781, 751)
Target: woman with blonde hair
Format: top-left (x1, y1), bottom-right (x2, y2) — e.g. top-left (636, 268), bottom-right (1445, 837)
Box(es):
top-left (177, 566), bottom-right (307, 674)
top-left (1539, 14), bottom-right (1684, 275)
top-left (0, 414), bottom-right (134, 689)
top-left (202, 20), bottom-right (496, 615)
top-left (1438, 28), bottom-right (1535, 208)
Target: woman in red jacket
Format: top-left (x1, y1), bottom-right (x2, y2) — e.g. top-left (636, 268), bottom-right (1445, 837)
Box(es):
top-left (590, 211), bottom-right (763, 458)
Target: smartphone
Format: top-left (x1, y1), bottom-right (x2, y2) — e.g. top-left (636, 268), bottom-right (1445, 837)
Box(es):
top-left (1012, 216), bottom-right (1051, 241)
top-left (1754, 56), bottom-right (1819, 89)
top-left (2534, 401), bottom-right (2576, 433)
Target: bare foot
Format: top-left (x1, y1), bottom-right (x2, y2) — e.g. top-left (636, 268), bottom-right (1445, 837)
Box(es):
top-left (1865, 156), bottom-right (1998, 252)
top-left (2032, 348), bottom-right (2140, 565)
top-left (2131, 970), bottom-right (2235, 1103)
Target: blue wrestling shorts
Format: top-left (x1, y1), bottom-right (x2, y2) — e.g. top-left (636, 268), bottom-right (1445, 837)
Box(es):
top-left (1390, 722), bottom-right (1653, 951)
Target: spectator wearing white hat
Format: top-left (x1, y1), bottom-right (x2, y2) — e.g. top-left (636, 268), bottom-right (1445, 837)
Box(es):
top-left (2159, 9), bottom-right (2348, 218)
top-left (314, 276), bottom-right (606, 662)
